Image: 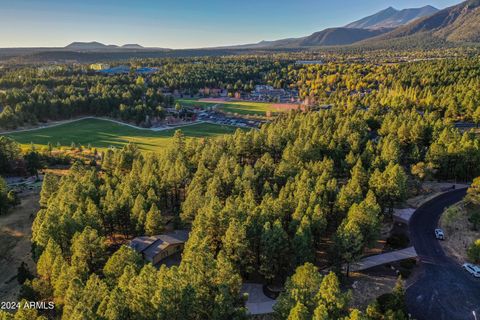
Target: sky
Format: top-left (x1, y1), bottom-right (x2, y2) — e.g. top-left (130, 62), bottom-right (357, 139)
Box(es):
top-left (0, 0), bottom-right (463, 49)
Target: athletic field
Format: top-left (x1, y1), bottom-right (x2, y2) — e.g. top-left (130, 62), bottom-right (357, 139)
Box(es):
top-left (177, 98), bottom-right (301, 116)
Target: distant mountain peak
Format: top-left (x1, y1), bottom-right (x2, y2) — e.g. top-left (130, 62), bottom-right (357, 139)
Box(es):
top-left (368, 0), bottom-right (480, 45)
top-left (345, 5), bottom-right (439, 29)
top-left (384, 6), bottom-right (397, 12)
top-left (65, 41), bottom-right (110, 50)
top-left (122, 44), bottom-right (144, 49)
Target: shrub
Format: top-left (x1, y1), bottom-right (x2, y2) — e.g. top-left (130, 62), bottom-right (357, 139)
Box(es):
top-left (386, 234), bottom-right (409, 249)
top-left (399, 258), bottom-right (416, 270)
top-left (467, 239), bottom-right (480, 263)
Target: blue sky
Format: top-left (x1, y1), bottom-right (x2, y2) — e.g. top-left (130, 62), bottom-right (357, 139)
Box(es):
top-left (0, 0), bottom-right (463, 48)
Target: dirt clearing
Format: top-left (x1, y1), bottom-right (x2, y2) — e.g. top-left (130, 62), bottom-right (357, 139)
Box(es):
top-left (348, 268), bottom-right (400, 309)
top-left (0, 191), bottom-right (39, 302)
top-left (439, 201), bottom-right (480, 263)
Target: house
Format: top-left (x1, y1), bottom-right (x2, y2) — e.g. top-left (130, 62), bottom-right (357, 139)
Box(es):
top-left (255, 85), bottom-right (274, 92)
top-left (199, 87), bottom-right (225, 97)
top-left (129, 230), bottom-right (189, 265)
top-left (253, 85), bottom-right (285, 98)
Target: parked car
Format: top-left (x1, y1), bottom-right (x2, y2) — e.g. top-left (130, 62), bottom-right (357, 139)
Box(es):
top-left (434, 228), bottom-right (445, 240)
top-left (463, 263), bottom-right (480, 278)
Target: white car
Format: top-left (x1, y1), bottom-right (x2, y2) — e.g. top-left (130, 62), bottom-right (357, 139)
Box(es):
top-left (435, 228), bottom-right (445, 240)
top-left (463, 263), bottom-right (480, 278)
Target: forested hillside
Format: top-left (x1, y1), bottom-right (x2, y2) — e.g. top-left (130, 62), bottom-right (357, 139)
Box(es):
top-left (1, 47), bottom-right (480, 319)
top-left (1, 0), bottom-right (480, 318)
top-left (2, 101), bottom-right (477, 319)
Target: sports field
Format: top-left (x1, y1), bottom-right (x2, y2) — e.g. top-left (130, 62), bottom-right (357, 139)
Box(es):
top-left (178, 98), bottom-right (300, 116)
top-left (4, 118), bottom-right (239, 152)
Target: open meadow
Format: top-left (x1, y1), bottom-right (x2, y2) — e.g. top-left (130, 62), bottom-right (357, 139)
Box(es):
top-left (178, 98), bottom-right (301, 116)
top-left (3, 118), bottom-right (240, 152)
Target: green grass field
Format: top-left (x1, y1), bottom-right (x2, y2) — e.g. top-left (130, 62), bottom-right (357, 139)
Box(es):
top-left (177, 99), bottom-right (218, 109)
top-left (3, 118), bottom-right (240, 152)
top-left (178, 99), bottom-right (296, 116)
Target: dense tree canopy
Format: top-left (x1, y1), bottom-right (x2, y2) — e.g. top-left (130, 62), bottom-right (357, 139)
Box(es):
top-left (4, 50), bottom-right (480, 319)
top-left (19, 98), bottom-right (480, 318)
top-left (1, 54), bottom-right (480, 129)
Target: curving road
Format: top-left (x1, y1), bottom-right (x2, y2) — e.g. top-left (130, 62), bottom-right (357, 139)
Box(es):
top-left (407, 189), bottom-right (480, 320)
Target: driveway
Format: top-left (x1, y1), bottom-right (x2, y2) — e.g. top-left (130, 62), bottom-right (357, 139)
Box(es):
top-left (407, 188), bottom-right (480, 320)
top-left (350, 247), bottom-right (417, 272)
top-left (241, 283), bottom-right (276, 315)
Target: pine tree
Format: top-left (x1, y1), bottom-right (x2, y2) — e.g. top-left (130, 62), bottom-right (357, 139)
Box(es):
top-left (344, 309), bottom-right (367, 320)
top-left (275, 263), bottom-right (323, 318)
top-left (53, 264), bottom-right (80, 306)
top-left (287, 302), bottom-right (310, 320)
top-left (144, 204), bottom-right (163, 236)
top-left (313, 304), bottom-right (329, 320)
top-left (467, 177), bottom-right (480, 206)
top-left (260, 220), bottom-right (290, 283)
top-left (62, 278), bottom-right (84, 320)
top-left (70, 227), bottom-right (107, 276)
top-left (98, 287), bottom-right (130, 320)
top-left (131, 194), bottom-right (147, 234)
top-left (369, 162), bottom-right (407, 215)
top-left (346, 191), bottom-right (381, 247)
top-left (36, 240), bottom-right (62, 283)
top-left (67, 274), bottom-right (109, 319)
top-left (292, 216), bottom-right (314, 266)
top-left (316, 272), bottom-right (349, 319)
top-left (127, 264), bottom-right (158, 319)
top-left (335, 221), bottom-right (363, 277)
top-left (219, 218), bottom-right (250, 274)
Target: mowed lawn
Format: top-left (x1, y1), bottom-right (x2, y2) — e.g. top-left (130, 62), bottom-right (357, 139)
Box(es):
top-left (178, 99), bottom-right (297, 116)
top-left (4, 118), bottom-right (240, 152)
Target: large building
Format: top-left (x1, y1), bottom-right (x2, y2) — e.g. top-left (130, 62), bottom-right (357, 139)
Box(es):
top-left (89, 63), bottom-right (111, 71)
top-left (129, 230), bottom-right (189, 265)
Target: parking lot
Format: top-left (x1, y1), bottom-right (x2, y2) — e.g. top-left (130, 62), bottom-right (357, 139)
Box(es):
top-left (196, 110), bottom-right (264, 129)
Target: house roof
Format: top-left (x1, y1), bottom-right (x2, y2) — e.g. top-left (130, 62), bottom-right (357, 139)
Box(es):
top-left (129, 230), bottom-right (189, 261)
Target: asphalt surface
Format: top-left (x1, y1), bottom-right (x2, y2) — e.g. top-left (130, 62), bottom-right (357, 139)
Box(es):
top-left (407, 189), bottom-right (480, 320)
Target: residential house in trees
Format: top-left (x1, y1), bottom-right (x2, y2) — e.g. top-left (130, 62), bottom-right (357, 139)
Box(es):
top-left (130, 230), bottom-right (189, 265)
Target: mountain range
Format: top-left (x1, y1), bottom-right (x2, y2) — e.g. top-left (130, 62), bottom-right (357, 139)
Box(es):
top-left (1, 0), bottom-right (479, 63)
top-left (38, 1), bottom-right (480, 51)
top-left (366, 0), bottom-right (480, 45)
top-left (228, 5), bottom-right (440, 48)
top-left (226, 28), bottom-right (391, 49)
top-left (65, 42), bottom-right (145, 50)
top-left (65, 4), bottom-right (445, 51)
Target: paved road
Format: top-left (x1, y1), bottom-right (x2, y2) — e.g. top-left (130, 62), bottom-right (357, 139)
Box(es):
top-left (407, 189), bottom-right (480, 320)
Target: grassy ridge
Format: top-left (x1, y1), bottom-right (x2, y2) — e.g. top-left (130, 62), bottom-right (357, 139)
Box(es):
top-left (4, 118), bottom-right (240, 152)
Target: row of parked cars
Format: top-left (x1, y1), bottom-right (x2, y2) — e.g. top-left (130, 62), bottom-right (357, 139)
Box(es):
top-left (434, 228), bottom-right (480, 278)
